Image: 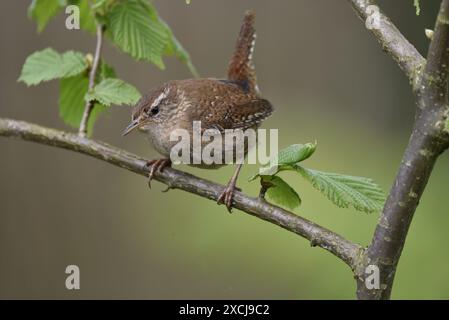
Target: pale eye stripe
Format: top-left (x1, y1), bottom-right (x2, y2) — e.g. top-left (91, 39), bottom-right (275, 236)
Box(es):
top-left (151, 88), bottom-right (170, 108)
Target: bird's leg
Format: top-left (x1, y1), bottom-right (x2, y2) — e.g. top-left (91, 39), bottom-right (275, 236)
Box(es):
top-left (145, 158), bottom-right (172, 188)
top-left (217, 163), bottom-right (243, 213)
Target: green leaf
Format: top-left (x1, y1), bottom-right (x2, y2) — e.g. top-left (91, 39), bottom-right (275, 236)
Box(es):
top-left (108, 0), bottom-right (168, 68)
top-left (59, 74), bottom-right (88, 128)
top-left (19, 48), bottom-right (61, 85)
top-left (275, 142), bottom-right (317, 166)
top-left (60, 51), bottom-right (89, 77)
top-left (59, 74), bottom-right (105, 135)
top-left (252, 142), bottom-right (317, 178)
top-left (67, 0), bottom-right (112, 32)
top-left (262, 176), bottom-right (301, 210)
top-left (98, 61), bottom-right (117, 81)
top-left (295, 166), bottom-right (386, 213)
top-left (91, 0), bottom-right (109, 11)
top-left (75, 0), bottom-right (97, 33)
top-left (58, 59), bottom-right (117, 135)
top-left (159, 18), bottom-right (198, 77)
top-left (28, 0), bottom-right (64, 32)
top-left (19, 49), bottom-right (88, 86)
top-left (85, 78), bottom-right (141, 106)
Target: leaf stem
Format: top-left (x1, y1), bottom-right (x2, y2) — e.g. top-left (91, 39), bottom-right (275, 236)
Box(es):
top-left (79, 23), bottom-right (104, 137)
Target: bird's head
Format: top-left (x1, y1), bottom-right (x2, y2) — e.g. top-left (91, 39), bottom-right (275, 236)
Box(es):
top-left (122, 84), bottom-right (178, 136)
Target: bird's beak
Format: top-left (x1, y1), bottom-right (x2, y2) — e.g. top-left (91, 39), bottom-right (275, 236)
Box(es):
top-left (122, 121), bottom-right (139, 136)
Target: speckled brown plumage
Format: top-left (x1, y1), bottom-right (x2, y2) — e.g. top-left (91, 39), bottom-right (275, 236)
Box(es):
top-left (132, 79), bottom-right (272, 132)
top-left (128, 78), bottom-right (273, 163)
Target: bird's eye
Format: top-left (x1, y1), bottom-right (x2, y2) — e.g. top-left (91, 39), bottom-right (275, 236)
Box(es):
top-left (150, 106), bottom-right (159, 115)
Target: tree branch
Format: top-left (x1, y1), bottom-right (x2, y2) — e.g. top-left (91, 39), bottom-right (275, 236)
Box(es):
top-left (79, 24), bottom-right (104, 137)
top-left (0, 117), bottom-right (362, 270)
top-left (423, 0), bottom-right (449, 96)
top-left (354, 0), bottom-right (449, 299)
top-left (346, 0), bottom-right (425, 87)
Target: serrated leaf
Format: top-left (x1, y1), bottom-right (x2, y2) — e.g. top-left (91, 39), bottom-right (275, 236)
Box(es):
top-left (159, 18), bottom-right (198, 77)
top-left (59, 74), bottom-right (105, 135)
top-left (19, 48), bottom-right (88, 86)
top-left (19, 48), bottom-right (61, 85)
top-left (262, 176), bottom-right (301, 210)
top-left (85, 78), bottom-right (141, 106)
top-left (28, 0), bottom-right (64, 32)
top-left (295, 166), bottom-right (386, 213)
top-left (108, 0), bottom-right (168, 68)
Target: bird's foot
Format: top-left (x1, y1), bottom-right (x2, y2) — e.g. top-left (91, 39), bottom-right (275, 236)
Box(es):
top-left (217, 181), bottom-right (241, 213)
top-left (145, 159), bottom-right (171, 188)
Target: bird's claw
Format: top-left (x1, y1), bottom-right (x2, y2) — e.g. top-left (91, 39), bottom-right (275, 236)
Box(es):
top-left (217, 183), bottom-right (241, 213)
top-left (145, 159), bottom-right (171, 188)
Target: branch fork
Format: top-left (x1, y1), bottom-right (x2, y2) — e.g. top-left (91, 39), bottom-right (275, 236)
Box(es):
top-left (347, 0), bottom-right (449, 299)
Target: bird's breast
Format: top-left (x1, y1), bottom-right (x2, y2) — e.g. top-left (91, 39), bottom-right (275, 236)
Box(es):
top-left (139, 124), bottom-right (173, 157)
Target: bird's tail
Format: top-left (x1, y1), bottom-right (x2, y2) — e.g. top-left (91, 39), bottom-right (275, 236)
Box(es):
top-left (227, 10), bottom-right (258, 93)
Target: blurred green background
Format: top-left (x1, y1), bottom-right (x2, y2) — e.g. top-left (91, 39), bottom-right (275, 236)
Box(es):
top-left (1, 0), bottom-right (449, 299)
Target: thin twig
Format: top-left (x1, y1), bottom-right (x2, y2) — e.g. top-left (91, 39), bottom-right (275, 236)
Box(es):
top-left (0, 117), bottom-right (362, 269)
top-left (79, 24), bottom-right (104, 137)
top-left (346, 0), bottom-right (425, 87)
top-left (353, 0), bottom-right (449, 300)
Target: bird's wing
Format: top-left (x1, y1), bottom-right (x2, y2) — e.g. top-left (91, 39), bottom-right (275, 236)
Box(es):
top-left (200, 98), bottom-right (273, 132)
top-left (227, 10), bottom-right (258, 94)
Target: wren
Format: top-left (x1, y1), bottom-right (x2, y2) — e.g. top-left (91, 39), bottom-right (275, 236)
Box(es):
top-left (123, 11), bottom-right (274, 211)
